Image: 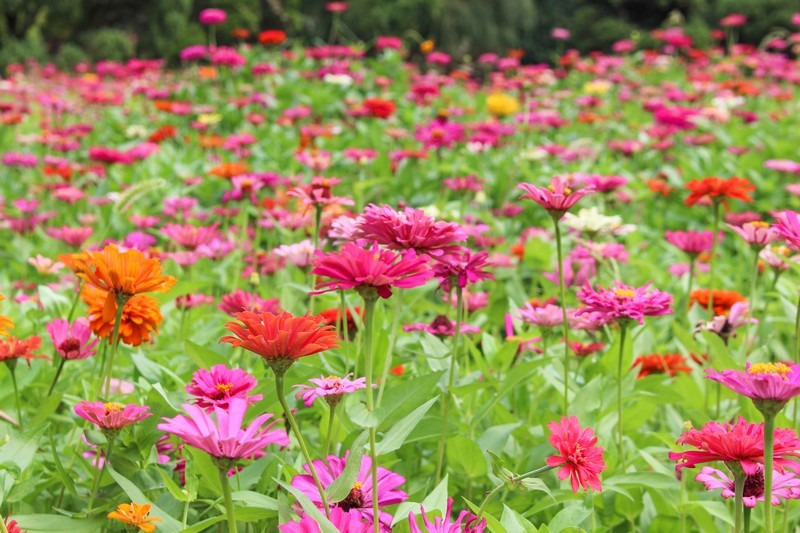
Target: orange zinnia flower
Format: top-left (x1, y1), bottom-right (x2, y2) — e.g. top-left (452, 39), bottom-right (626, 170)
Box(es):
top-left (0, 295), bottom-right (14, 338)
top-left (0, 335), bottom-right (43, 365)
top-left (209, 161), bottom-right (250, 179)
top-left (108, 502), bottom-right (162, 532)
top-left (72, 244), bottom-right (175, 321)
top-left (220, 311), bottom-right (339, 374)
top-left (82, 286), bottom-right (163, 346)
top-left (684, 176), bottom-right (755, 207)
top-left (689, 289), bottom-right (747, 316)
top-left (632, 353), bottom-right (692, 378)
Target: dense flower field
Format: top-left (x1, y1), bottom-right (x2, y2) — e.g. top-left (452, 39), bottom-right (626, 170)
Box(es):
top-left (3, 7), bottom-right (800, 533)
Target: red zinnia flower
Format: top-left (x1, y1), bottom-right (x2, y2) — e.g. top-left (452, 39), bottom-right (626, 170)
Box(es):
top-left (689, 289), bottom-right (746, 316)
top-left (633, 353), bottom-right (692, 378)
top-left (546, 416), bottom-right (606, 492)
top-left (684, 176), bottom-right (755, 207)
top-left (362, 98), bottom-right (396, 119)
top-left (259, 30), bottom-right (287, 45)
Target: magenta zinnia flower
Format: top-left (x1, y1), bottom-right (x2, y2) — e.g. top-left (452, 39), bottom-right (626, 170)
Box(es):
top-left (668, 418), bottom-right (800, 478)
top-left (546, 416), bottom-right (606, 492)
top-left (354, 204), bottom-right (467, 258)
top-left (46, 317), bottom-right (98, 360)
top-left (279, 507), bottom-right (372, 533)
top-left (408, 497), bottom-right (487, 532)
top-left (185, 364), bottom-right (263, 411)
top-left (773, 210), bottom-right (800, 249)
top-left (576, 281), bottom-right (673, 325)
top-left (293, 374), bottom-right (369, 407)
top-left (157, 397), bottom-right (289, 466)
top-left (518, 175), bottom-right (595, 220)
top-left (706, 362), bottom-right (800, 410)
top-left (291, 453), bottom-right (408, 527)
top-left (695, 466), bottom-right (800, 507)
top-left (74, 401), bottom-right (151, 433)
top-left (664, 230), bottom-right (717, 256)
top-left (311, 242), bottom-right (433, 299)
top-left (431, 247), bottom-right (495, 291)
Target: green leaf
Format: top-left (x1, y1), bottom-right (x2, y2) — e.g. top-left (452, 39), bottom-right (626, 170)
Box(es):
top-left (49, 432), bottom-right (77, 498)
top-left (376, 396), bottom-right (438, 455)
top-left (29, 393), bottom-right (63, 427)
top-left (231, 490), bottom-right (279, 512)
top-left (447, 435), bottom-right (487, 478)
top-left (327, 430), bottom-right (369, 502)
top-left (13, 514), bottom-right (104, 533)
top-left (501, 505), bottom-right (538, 532)
top-left (107, 466), bottom-right (183, 533)
top-left (0, 425), bottom-right (47, 505)
top-left (276, 479), bottom-right (340, 533)
top-left (157, 467), bottom-right (188, 502)
top-left (185, 339), bottom-right (227, 368)
top-left (547, 504), bottom-right (592, 533)
top-left (376, 371), bottom-right (443, 429)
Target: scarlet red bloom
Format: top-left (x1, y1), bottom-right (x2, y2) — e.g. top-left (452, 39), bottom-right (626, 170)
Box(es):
top-left (0, 335), bottom-right (43, 365)
top-left (689, 289), bottom-right (746, 316)
top-left (546, 416), bottom-right (606, 492)
top-left (259, 30), bottom-right (287, 45)
top-left (362, 98), bottom-right (396, 119)
top-left (684, 176), bottom-right (755, 207)
top-left (633, 353), bottom-right (692, 378)
top-left (220, 311), bottom-right (339, 373)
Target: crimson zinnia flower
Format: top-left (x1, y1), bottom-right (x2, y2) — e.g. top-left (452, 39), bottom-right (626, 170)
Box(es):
top-left (362, 98), bottom-right (396, 119)
top-left (546, 416), bottom-right (606, 492)
top-left (684, 176), bottom-right (755, 207)
top-left (220, 311), bottom-right (339, 374)
top-left (633, 353), bottom-right (692, 378)
top-left (311, 242), bottom-right (433, 299)
top-left (668, 418), bottom-right (800, 478)
top-left (185, 364), bottom-right (263, 411)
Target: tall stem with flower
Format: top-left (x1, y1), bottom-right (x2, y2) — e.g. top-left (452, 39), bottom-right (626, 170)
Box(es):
top-left (101, 295), bottom-right (128, 398)
top-left (435, 285), bottom-right (463, 483)
top-left (553, 217), bottom-right (571, 414)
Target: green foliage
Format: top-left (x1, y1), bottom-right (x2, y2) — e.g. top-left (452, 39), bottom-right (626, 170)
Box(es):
top-left (54, 42), bottom-right (88, 69)
top-left (82, 27), bottom-right (135, 62)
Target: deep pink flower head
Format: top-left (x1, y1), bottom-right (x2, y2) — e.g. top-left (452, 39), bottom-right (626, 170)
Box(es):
top-left (199, 8), bottom-right (227, 25)
top-left (695, 466), bottom-right (800, 508)
top-left (158, 398), bottom-right (289, 465)
top-left (706, 362), bottom-right (800, 410)
top-left (408, 497), bottom-right (487, 532)
top-left (218, 289), bottom-right (281, 316)
top-left (279, 507), bottom-right (372, 532)
top-left (577, 281), bottom-right (673, 325)
top-left (354, 204), bottom-right (467, 258)
top-left (546, 416), bottom-right (606, 492)
top-left (664, 230), bottom-right (717, 256)
top-left (728, 221), bottom-right (778, 248)
top-left (668, 418), bottom-right (800, 479)
top-left (773, 210), bottom-right (800, 249)
top-left (74, 401), bottom-right (151, 432)
top-left (291, 452), bottom-right (408, 527)
top-left (293, 374), bottom-right (369, 408)
top-left (403, 315), bottom-right (481, 337)
top-left (46, 226), bottom-right (93, 247)
top-left (432, 247), bottom-right (495, 292)
top-left (185, 364), bottom-right (263, 411)
top-left (518, 176), bottom-right (595, 220)
top-left (47, 318), bottom-right (98, 360)
top-left (311, 242), bottom-right (433, 299)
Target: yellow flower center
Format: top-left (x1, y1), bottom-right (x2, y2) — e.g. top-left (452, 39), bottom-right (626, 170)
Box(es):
top-left (104, 402), bottom-right (124, 413)
top-left (748, 362), bottom-right (792, 379)
top-left (352, 481), bottom-right (363, 490)
top-left (750, 221), bottom-right (770, 228)
top-left (215, 383), bottom-right (234, 393)
top-left (615, 289), bottom-right (636, 298)
top-left (548, 185), bottom-right (572, 195)
top-left (506, 335), bottom-right (524, 343)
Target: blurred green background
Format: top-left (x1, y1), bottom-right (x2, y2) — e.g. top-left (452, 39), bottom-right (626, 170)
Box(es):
top-left (0, 0), bottom-right (797, 69)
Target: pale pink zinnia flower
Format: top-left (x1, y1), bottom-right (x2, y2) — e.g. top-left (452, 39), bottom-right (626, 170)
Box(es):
top-left (408, 497), bottom-right (487, 533)
top-left (664, 230), bottom-right (717, 256)
top-left (185, 364), bottom-right (263, 411)
top-left (46, 226), bottom-right (93, 247)
top-left (772, 210), bottom-right (800, 249)
top-left (47, 318), bottom-right (98, 360)
top-left (293, 373), bottom-right (369, 407)
top-left (274, 240), bottom-right (319, 268)
top-left (518, 175), bottom-right (595, 220)
top-left (158, 397), bottom-right (289, 465)
top-left (517, 303), bottom-right (564, 328)
top-left (728, 221), bottom-right (778, 249)
top-left (546, 416), bottom-right (606, 492)
top-left (28, 254), bottom-right (65, 274)
top-left (74, 401), bottom-right (151, 433)
top-left (695, 466), bottom-right (800, 507)
top-left (576, 281), bottom-right (673, 325)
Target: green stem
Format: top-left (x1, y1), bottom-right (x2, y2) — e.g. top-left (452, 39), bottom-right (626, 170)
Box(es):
top-left (66, 282), bottom-right (83, 321)
top-left (734, 466), bottom-right (746, 533)
top-left (233, 207), bottom-right (249, 291)
top-left (47, 357), bottom-right (66, 397)
top-left (376, 291), bottom-right (403, 407)
top-left (514, 464), bottom-right (554, 481)
top-left (475, 465), bottom-right (554, 523)
top-left (101, 295), bottom-right (127, 398)
top-left (86, 437), bottom-right (114, 514)
top-left (435, 286), bottom-right (463, 483)
top-left (313, 205), bottom-right (323, 254)
top-left (324, 405), bottom-right (336, 458)
top-left (182, 497), bottom-right (190, 530)
top-left (687, 257), bottom-right (695, 298)
top-left (744, 506), bottom-right (752, 533)
top-left (9, 365), bottom-right (22, 431)
top-left (794, 291), bottom-right (800, 364)
top-left (0, 515), bottom-right (8, 533)
top-left (474, 484), bottom-right (504, 524)
top-left (764, 413), bottom-right (775, 533)
top-left (219, 467), bottom-right (238, 533)
top-left (275, 373), bottom-right (331, 518)
top-left (553, 218), bottom-right (571, 415)
top-left (361, 296), bottom-right (380, 533)
top-left (708, 203), bottom-right (721, 318)
top-left (339, 291), bottom-right (351, 373)
top-left (679, 471), bottom-right (687, 533)
top-left (617, 323), bottom-right (628, 471)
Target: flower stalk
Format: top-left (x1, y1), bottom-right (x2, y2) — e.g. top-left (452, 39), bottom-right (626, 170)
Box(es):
top-left (553, 217), bottom-right (571, 415)
top-left (435, 285), bottom-right (463, 482)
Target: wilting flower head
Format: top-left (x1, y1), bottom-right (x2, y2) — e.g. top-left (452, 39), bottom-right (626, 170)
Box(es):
top-left (185, 364), bottom-right (263, 411)
top-left (633, 353), bottom-right (691, 378)
top-left (695, 466), bottom-right (800, 507)
top-left (74, 401), bottom-right (151, 434)
top-left (311, 242), bottom-right (433, 300)
top-left (408, 497), bottom-right (487, 532)
top-left (684, 176), bottom-right (755, 207)
top-left (546, 416), bottom-right (606, 492)
top-left (291, 453), bottom-right (408, 527)
top-left (665, 230), bottom-right (717, 257)
top-left (46, 317), bottom-right (98, 360)
top-left (707, 362), bottom-right (800, 415)
top-left (577, 281), bottom-right (673, 326)
top-left (696, 301), bottom-right (755, 342)
top-left (518, 176), bottom-right (595, 220)
top-left (279, 507), bottom-right (372, 532)
top-left (293, 373), bottom-right (369, 407)
top-left (158, 398), bottom-right (289, 468)
top-left (354, 204), bottom-right (467, 258)
top-left (221, 311), bottom-right (339, 375)
top-left (432, 247), bottom-right (495, 292)
top-left (668, 417), bottom-right (800, 478)
top-left (107, 502), bottom-right (162, 532)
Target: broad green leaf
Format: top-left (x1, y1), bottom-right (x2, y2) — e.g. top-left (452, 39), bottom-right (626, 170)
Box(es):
top-left (13, 514), bottom-right (104, 533)
top-left (231, 490), bottom-right (279, 511)
top-left (447, 435), bottom-right (487, 478)
top-left (276, 479), bottom-right (339, 533)
top-left (501, 505), bottom-right (538, 532)
top-left (376, 396), bottom-right (438, 455)
top-left (327, 430), bottom-right (369, 502)
top-left (0, 425), bottom-right (47, 506)
top-left (49, 432), bottom-right (77, 498)
top-left (546, 504), bottom-right (592, 533)
top-left (107, 466), bottom-right (183, 533)
top-left (185, 339), bottom-right (227, 368)
top-left (157, 467), bottom-right (188, 502)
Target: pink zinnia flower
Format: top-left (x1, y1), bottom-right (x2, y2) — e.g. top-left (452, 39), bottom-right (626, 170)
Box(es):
top-left (432, 247), bottom-right (495, 291)
top-left (546, 416), bottom-right (606, 492)
top-left (696, 301), bottom-right (755, 342)
top-left (47, 318), bottom-right (98, 360)
top-left (408, 497), bottom-right (487, 532)
top-left (274, 240), bottom-right (319, 268)
top-left (518, 176), bottom-right (595, 220)
top-left (311, 242), bottom-right (433, 299)
top-left (576, 281), bottom-right (673, 325)
top-left (291, 453), bottom-right (408, 527)
top-left (664, 230), bottom-right (717, 256)
top-left (199, 8), bottom-right (226, 25)
top-left (668, 418), bottom-right (800, 478)
top-left (403, 315), bottom-right (481, 337)
top-left (293, 373), bottom-right (369, 407)
top-left (46, 226), bottom-right (93, 247)
top-left (218, 289), bottom-right (280, 316)
top-left (176, 293), bottom-right (214, 309)
top-left (289, 177), bottom-right (353, 208)
top-left (158, 398), bottom-right (289, 466)
top-left (354, 204), bottom-right (467, 258)
top-left (279, 507), bottom-right (372, 532)
top-left (74, 401), bottom-right (151, 433)
top-left (728, 221), bottom-right (778, 249)
top-left (720, 13), bottom-right (747, 27)
top-left (28, 254), bottom-right (64, 275)
top-left (551, 27), bottom-right (570, 40)
top-left (772, 210), bottom-right (800, 249)
top-left (185, 364), bottom-right (263, 411)
top-left (517, 303), bottom-right (564, 328)
top-left (706, 362), bottom-right (800, 409)
top-left (695, 466), bottom-right (800, 507)
top-left (161, 223), bottom-right (220, 250)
